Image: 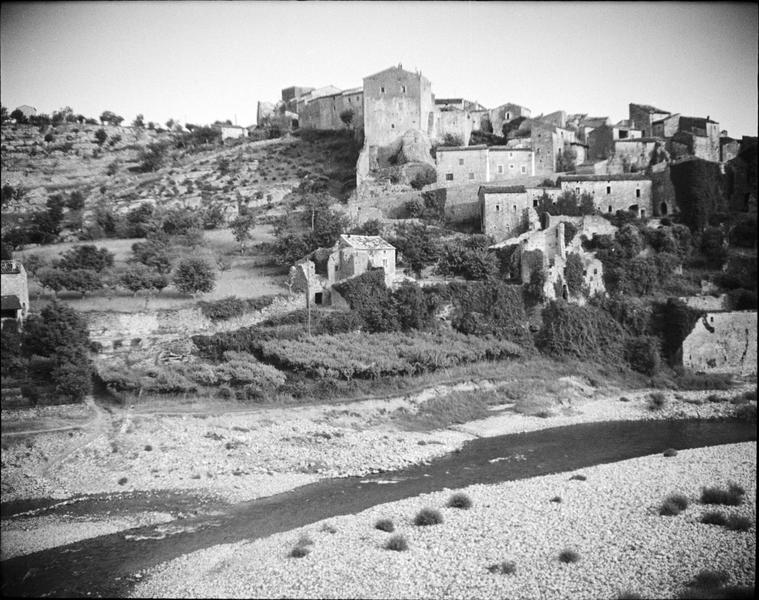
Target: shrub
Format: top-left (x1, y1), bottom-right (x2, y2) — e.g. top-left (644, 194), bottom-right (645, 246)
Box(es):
top-left (487, 560), bottom-right (516, 575)
top-left (648, 392), bottom-right (667, 410)
top-left (558, 549), bottom-right (580, 563)
top-left (663, 448), bottom-right (678, 457)
top-left (550, 496), bottom-right (562, 503)
top-left (375, 518), bottom-right (395, 533)
top-left (414, 508), bottom-right (443, 526)
top-left (625, 336), bottom-right (661, 375)
top-left (659, 498), bottom-right (686, 516)
top-left (118, 477), bottom-right (128, 485)
top-left (675, 372), bottom-right (733, 391)
top-left (700, 510), bottom-right (728, 526)
top-left (569, 474), bottom-right (587, 481)
top-left (288, 545), bottom-right (310, 558)
top-left (447, 493), bottom-right (472, 509)
top-left (144, 444), bottom-right (153, 452)
top-left (172, 258), bottom-right (216, 295)
top-left (384, 534), bottom-right (408, 552)
top-left (690, 569), bottom-right (729, 589)
top-left (725, 515), bottom-right (753, 532)
top-left (733, 403), bottom-right (757, 423)
top-left (700, 485), bottom-right (744, 506)
top-left (296, 534), bottom-right (314, 547)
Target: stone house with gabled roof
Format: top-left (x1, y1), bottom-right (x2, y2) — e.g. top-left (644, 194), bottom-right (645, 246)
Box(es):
top-left (557, 173), bottom-right (653, 218)
top-left (629, 103), bottom-right (671, 138)
top-left (290, 235), bottom-right (396, 306)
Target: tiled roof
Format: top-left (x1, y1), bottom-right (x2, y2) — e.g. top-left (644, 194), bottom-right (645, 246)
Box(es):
top-left (489, 146), bottom-right (532, 152)
top-left (437, 145), bottom-right (488, 152)
top-left (615, 137), bottom-right (664, 144)
top-left (341, 87), bottom-right (363, 96)
top-left (479, 185), bottom-right (527, 194)
top-left (1, 295), bottom-right (21, 310)
top-left (558, 174), bottom-right (650, 182)
top-left (340, 235), bottom-right (395, 250)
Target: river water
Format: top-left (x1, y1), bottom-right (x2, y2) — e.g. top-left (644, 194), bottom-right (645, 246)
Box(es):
top-left (1, 418), bottom-right (755, 597)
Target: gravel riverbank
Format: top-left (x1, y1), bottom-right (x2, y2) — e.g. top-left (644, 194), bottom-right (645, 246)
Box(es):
top-left (131, 442), bottom-right (757, 599)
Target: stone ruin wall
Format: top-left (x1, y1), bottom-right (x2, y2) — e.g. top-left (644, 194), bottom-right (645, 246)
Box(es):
top-left (682, 311), bottom-right (757, 375)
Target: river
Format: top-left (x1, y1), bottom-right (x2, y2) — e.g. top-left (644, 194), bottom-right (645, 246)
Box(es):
top-left (1, 418), bottom-right (755, 598)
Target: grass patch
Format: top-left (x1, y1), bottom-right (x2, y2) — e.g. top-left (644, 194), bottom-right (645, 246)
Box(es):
top-left (447, 492), bottom-right (472, 509)
top-left (374, 518), bottom-right (395, 533)
top-left (288, 545), bottom-right (310, 558)
top-left (700, 510), bottom-right (728, 526)
top-left (691, 569), bottom-right (730, 589)
top-left (676, 372), bottom-right (734, 391)
top-left (296, 534), bottom-right (314, 547)
top-left (569, 474), bottom-right (587, 481)
top-left (384, 534), bottom-right (408, 551)
top-left (660, 493), bottom-right (689, 516)
top-left (558, 548), bottom-right (580, 563)
top-left (394, 389), bottom-right (496, 430)
top-left (320, 523), bottom-right (337, 534)
top-left (414, 508), bottom-right (443, 526)
top-left (700, 483), bottom-right (745, 506)
top-left (117, 477), bottom-right (128, 485)
top-left (144, 444), bottom-right (153, 451)
top-left (663, 448), bottom-right (678, 457)
top-left (616, 593), bottom-right (643, 600)
top-left (487, 560), bottom-right (516, 575)
top-left (550, 496), bottom-right (562, 503)
top-left (725, 514), bottom-right (753, 532)
top-left (733, 403), bottom-right (757, 422)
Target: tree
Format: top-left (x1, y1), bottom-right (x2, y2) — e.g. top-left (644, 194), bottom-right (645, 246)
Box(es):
top-left (99, 110), bottom-right (124, 126)
top-left (138, 141), bottom-right (169, 172)
top-left (700, 226), bottom-right (727, 268)
top-left (172, 258), bottom-right (216, 295)
top-left (131, 236), bottom-right (173, 273)
top-left (230, 213), bottom-right (256, 254)
top-left (165, 118), bottom-right (176, 130)
top-left (120, 264), bottom-right (168, 295)
top-left (10, 108), bottom-right (27, 124)
top-left (94, 128), bottom-right (108, 146)
top-left (563, 253), bottom-right (585, 296)
top-left (66, 190), bottom-right (85, 211)
top-left (388, 223), bottom-right (440, 277)
top-left (58, 245), bottom-right (114, 272)
top-left (132, 114), bottom-right (145, 128)
top-left (339, 108), bottom-right (354, 128)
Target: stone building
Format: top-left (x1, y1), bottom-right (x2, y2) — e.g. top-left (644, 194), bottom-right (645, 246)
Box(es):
top-left (436, 146), bottom-right (535, 185)
top-left (527, 120), bottom-right (576, 175)
top-left (432, 108), bottom-right (473, 146)
top-left (220, 125), bottom-right (246, 141)
top-left (0, 260), bottom-right (29, 329)
top-left (339, 87), bottom-right (364, 130)
top-left (650, 114), bottom-right (721, 162)
top-left (629, 103), bottom-right (671, 138)
top-left (363, 64), bottom-right (434, 148)
top-left (587, 123), bottom-right (643, 160)
top-left (720, 134), bottom-right (741, 163)
top-left (488, 102), bottom-right (532, 136)
top-left (291, 235), bottom-right (396, 306)
top-left (479, 185), bottom-right (534, 242)
top-left (612, 137), bottom-right (670, 171)
top-left (282, 86), bottom-right (315, 111)
top-left (575, 116), bottom-right (611, 143)
top-left (557, 174), bottom-right (653, 217)
top-left (296, 86), bottom-right (344, 130)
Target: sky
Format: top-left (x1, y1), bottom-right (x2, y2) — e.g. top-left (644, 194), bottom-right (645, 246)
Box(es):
top-left (1, 1), bottom-right (757, 136)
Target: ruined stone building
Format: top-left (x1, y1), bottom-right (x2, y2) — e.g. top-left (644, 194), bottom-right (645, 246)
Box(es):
top-left (488, 102), bottom-right (532, 136)
top-left (436, 146), bottom-right (535, 185)
top-left (479, 185), bottom-right (562, 242)
top-left (0, 260), bottom-right (29, 329)
top-left (587, 123), bottom-right (643, 160)
top-left (629, 103), bottom-right (671, 138)
top-left (291, 234), bottom-right (396, 306)
top-left (557, 174), bottom-right (653, 218)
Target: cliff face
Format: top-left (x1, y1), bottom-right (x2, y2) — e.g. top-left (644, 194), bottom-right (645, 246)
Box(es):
top-left (682, 311), bottom-right (757, 375)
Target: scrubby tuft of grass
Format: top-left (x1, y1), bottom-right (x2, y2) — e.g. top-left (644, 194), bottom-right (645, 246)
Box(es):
top-left (558, 549), bottom-right (580, 563)
top-left (447, 492), bottom-right (472, 509)
top-left (384, 534), bottom-right (408, 551)
top-left (648, 391), bottom-right (667, 410)
top-left (700, 510), bottom-right (728, 526)
top-left (569, 474), bottom-right (587, 481)
top-left (700, 484), bottom-right (744, 506)
top-left (663, 448), bottom-right (678, 457)
top-left (550, 496), bottom-right (562, 503)
top-left (374, 518), bottom-right (395, 533)
top-left (487, 560), bottom-right (516, 575)
top-left (144, 444), bottom-right (153, 451)
top-left (296, 534), bottom-right (314, 547)
top-left (691, 569), bottom-right (730, 589)
top-left (321, 523), bottom-right (337, 534)
top-left (660, 493), bottom-right (688, 516)
top-left (414, 508), bottom-right (443, 526)
top-left (117, 477), bottom-right (128, 485)
top-left (725, 515), bottom-right (753, 532)
top-left (289, 545), bottom-right (310, 558)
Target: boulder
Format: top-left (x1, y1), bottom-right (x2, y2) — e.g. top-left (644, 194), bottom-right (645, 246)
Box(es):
top-left (397, 129), bottom-right (434, 166)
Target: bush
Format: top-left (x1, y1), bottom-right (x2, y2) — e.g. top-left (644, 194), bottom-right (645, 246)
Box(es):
top-left (374, 518), bottom-right (395, 533)
top-left (700, 510), bottom-right (727, 526)
top-left (569, 474), bottom-right (587, 481)
top-left (648, 392), bottom-right (667, 410)
top-left (625, 336), bottom-right (661, 375)
top-left (663, 448), bottom-right (678, 457)
top-left (550, 496), bottom-right (562, 503)
top-left (733, 403), bottom-right (757, 422)
top-left (384, 534), bottom-right (408, 552)
top-left (725, 515), bottom-right (753, 532)
top-left (700, 484), bottom-right (744, 506)
top-left (690, 569), bottom-right (730, 590)
top-left (172, 258), bottom-right (216, 295)
top-left (288, 546), bottom-right (310, 558)
top-left (487, 560), bottom-right (516, 575)
top-left (447, 493), bottom-right (472, 509)
top-left (414, 508), bottom-right (443, 526)
top-left (558, 549), bottom-right (580, 563)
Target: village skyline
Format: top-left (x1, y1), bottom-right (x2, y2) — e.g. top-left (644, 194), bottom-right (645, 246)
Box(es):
top-left (1, 1), bottom-right (757, 137)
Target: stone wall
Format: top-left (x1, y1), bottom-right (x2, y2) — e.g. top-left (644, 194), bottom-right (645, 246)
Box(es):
top-left (488, 148), bottom-right (534, 180)
top-left (436, 146), bottom-right (489, 185)
top-left (432, 109), bottom-right (473, 146)
top-left (558, 176), bottom-right (653, 217)
top-left (682, 311), bottom-right (757, 375)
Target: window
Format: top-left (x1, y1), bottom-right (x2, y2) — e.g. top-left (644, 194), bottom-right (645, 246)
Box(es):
top-left (533, 199), bottom-right (539, 207)
top-left (469, 172), bottom-right (475, 180)
top-left (513, 205), bottom-right (517, 212)
top-left (446, 173), bottom-right (454, 181)
top-left (636, 188), bottom-right (641, 198)
top-left (391, 124), bottom-right (395, 129)
top-left (314, 292), bottom-right (323, 305)
top-left (608, 205), bottom-right (613, 213)
top-left (497, 164), bottom-right (504, 174)
top-left (458, 158), bottom-right (464, 166)
top-left (401, 85), bottom-right (406, 93)
top-left (606, 186), bottom-right (611, 194)
top-left (495, 204), bottom-right (500, 211)
top-left (506, 112), bottom-right (511, 120)
top-left (521, 166), bottom-right (526, 174)
top-left (380, 86), bottom-right (385, 93)
top-left (576, 187), bottom-right (581, 195)
top-left (509, 164), bottom-right (514, 170)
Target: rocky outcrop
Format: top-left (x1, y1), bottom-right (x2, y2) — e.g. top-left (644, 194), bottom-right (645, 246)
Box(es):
top-left (682, 311), bottom-right (757, 375)
top-left (397, 129), bottom-right (434, 166)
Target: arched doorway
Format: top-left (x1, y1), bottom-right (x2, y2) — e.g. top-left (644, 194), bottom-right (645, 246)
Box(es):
top-left (660, 201), bottom-right (668, 215)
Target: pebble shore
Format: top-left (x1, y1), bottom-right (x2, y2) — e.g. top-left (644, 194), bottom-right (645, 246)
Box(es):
top-left (131, 442), bottom-right (756, 599)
